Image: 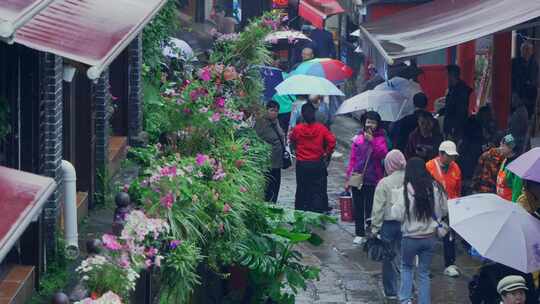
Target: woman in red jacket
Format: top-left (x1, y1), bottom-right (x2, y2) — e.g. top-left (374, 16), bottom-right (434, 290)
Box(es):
top-left (290, 103), bottom-right (336, 213)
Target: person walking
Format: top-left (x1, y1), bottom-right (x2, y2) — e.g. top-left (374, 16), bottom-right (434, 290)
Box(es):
top-left (254, 101), bottom-right (286, 203)
top-left (394, 157), bottom-right (448, 304)
top-left (438, 64), bottom-right (472, 143)
top-left (496, 137), bottom-right (523, 202)
top-left (290, 103), bottom-right (336, 213)
top-left (498, 275), bottom-right (530, 304)
top-left (308, 26), bottom-right (337, 59)
top-left (371, 150), bottom-right (407, 300)
top-left (426, 141), bottom-right (462, 277)
top-left (346, 111), bottom-right (388, 244)
top-left (405, 110), bottom-right (443, 162)
top-left (289, 94), bottom-right (331, 129)
top-left (471, 134), bottom-right (515, 194)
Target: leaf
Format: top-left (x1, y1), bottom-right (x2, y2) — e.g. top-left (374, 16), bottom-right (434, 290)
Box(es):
top-left (272, 228), bottom-right (311, 244)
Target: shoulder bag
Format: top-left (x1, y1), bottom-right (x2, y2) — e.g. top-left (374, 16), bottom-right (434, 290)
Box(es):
top-left (270, 122), bottom-right (292, 169)
top-left (349, 145), bottom-right (372, 189)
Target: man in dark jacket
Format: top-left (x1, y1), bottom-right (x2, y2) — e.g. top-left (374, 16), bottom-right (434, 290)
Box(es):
top-left (405, 110), bottom-right (443, 162)
top-left (439, 64), bottom-right (472, 143)
top-left (391, 92), bottom-right (438, 152)
top-left (309, 27), bottom-right (336, 59)
top-left (512, 41), bottom-right (538, 116)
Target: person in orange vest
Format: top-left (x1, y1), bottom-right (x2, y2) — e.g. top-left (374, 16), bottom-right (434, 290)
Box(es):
top-left (496, 135), bottom-right (523, 202)
top-left (426, 140), bottom-right (462, 278)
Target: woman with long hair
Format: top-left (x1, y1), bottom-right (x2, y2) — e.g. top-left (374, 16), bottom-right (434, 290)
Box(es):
top-left (396, 157), bottom-right (448, 304)
top-left (346, 111), bottom-right (388, 244)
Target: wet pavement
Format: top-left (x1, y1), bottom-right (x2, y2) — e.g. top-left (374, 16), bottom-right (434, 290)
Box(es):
top-left (278, 115), bottom-right (481, 303)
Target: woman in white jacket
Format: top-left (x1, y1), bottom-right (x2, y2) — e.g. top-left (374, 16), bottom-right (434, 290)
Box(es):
top-left (394, 157), bottom-right (448, 304)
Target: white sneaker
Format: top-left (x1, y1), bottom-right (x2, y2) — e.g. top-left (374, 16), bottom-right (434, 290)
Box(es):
top-left (353, 236), bottom-right (366, 245)
top-left (443, 265), bottom-right (461, 277)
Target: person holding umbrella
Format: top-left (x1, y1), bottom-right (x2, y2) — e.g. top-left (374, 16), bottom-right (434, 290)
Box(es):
top-left (426, 141), bottom-right (462, 277)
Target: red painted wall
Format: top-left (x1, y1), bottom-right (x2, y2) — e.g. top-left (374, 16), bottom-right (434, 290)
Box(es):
top-left (368, 4), bottom-right (418, 22)
top-left (492, 33), bottom-right (512, 129)
top-left (417, 65), bottom-right (448, 112)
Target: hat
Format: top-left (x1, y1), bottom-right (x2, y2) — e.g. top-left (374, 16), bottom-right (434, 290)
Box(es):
top-left (497, 275), bottom-right (528, 294)
top-left (501, 134), bottom-right (516, 149)
top-left (439, 140), bottom-right (459, 156)
top-left (384, 150), bottom-right (406, 175)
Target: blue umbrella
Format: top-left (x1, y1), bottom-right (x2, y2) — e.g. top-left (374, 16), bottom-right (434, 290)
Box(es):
top-left (259, 66), bottom-right (284, 100)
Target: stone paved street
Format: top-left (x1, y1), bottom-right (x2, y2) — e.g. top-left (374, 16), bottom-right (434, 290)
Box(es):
top-left (278, 116), bottom-right (481, 303)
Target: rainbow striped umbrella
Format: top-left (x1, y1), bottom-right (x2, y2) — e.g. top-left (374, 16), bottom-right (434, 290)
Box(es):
top-left (290, 58), bottom-right (353, 84)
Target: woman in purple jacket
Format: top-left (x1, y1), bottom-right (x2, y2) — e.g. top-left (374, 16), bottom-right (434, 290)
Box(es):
top-left (346, 111), bottom-right (388, 244)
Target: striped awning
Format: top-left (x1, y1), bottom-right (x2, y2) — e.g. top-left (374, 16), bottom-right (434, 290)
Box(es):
top-left (0, 0), bottom-right (54, 38)
top-left (12, 0), bottom-right (167, 79)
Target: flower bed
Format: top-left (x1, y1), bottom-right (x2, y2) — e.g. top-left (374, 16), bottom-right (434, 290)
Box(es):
top-left (74, 10), bottom-right (334, 304)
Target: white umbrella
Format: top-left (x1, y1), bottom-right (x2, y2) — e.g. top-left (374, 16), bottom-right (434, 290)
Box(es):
top-left (449, 193), bottom-right (540, 273)
top-left (335, 90), bottom-right (408, 121)
top-left (373, 77), bottom-right (422, 118)
top-left (264, 31), bottom-right (311, 43)
top-left (275, 75), bottom-right (344, 96)
top-left (350, 29), bottom-right (360, 37)
top-left (162, 37), bottom-right (195, 60)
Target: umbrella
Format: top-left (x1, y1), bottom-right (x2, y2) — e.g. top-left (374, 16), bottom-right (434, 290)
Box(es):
top-left (264, 31), bottom-right (311, 44)
top-left (275, 75), bottom-right (344, 96)
top-left (289, 58), bottom-right (354, 84)
top-left (507, 147), bottom-right (540, 183)
top-left (449, 193), bottom-right (540, 273)
top-left (350, 29), bottom-right (360, 37)
top-left (162, 37), bottom-right (195, 60)
top-left (373, 77), bottom-right (422, 117)
top-left (259, 66), bottom-right (284, 100)
top-left (335, 90), bottom-right (408, 121)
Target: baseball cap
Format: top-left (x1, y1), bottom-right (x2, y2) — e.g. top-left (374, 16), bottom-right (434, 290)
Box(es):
top-left (497, 275), bottom-right (528, 294)
top-left (501, 134), bottom-right (516, 149)
top-left (439, 140), bottom-right (459, 156)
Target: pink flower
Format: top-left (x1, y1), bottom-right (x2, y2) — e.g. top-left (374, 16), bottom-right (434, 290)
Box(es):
top-left (210, 112), bottom-right (221, 122)
top-left (239, 187), bottom-right (248, 193)
top-left (195, 153), bottom-right (209, 166)
top-left (212, 165), bottom-right (226, 181)
top-left (198, 67), bottom-right (212, 82)
top-left (214, 97), bottom-right (226, 108)
top-left (119, 253), bottom-right (130, 268)
top-left (160, 166), bottom-right (177, 177)
top-left (145, 259), bottom-right (153, 269)
top-left (102, 234), bottom-right (122, 251)
top-left (218, 223), bottom-right (225, 234)
top-left (123, 184), bottom-right (130, 192)
top-left (160, 191), bottom-right (175, 209)
top-left (223, 203), bottom-right (231, 214)
top-left (169, 240), bottom-right (182, 249)
top-left (145, 247), bottom-right (158, 258)
top-left (183, 108), bottom-right (192, 115)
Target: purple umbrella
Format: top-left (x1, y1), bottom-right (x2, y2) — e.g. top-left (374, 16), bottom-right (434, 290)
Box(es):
top-left (507, 147), bottom-right (540, 182)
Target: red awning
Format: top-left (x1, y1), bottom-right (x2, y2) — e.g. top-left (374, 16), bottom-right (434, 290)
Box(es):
top-left (0, 0), bottom-right (53, 38)
top-left (299, 0), bottom-right (344, 29)
top-left (359, 0), bottom-right (540, 64)
top-left (13, 0), bottom-right (167, 79)
top-left (0, 166), bottom-right (56, 262)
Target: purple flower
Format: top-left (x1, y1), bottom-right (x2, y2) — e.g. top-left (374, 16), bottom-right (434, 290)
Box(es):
top-left (210, 112), bottom-right (221, 122)
top-left (169, 240), bottom-right (182, 249)
top-left (145, 247), bottom-right (158, 258)
top-left (199, 107), bottom-right (209, 113)
top-left (214, 97), bottom-right (226, 108)
top-left (160, 166), bottom-right (177, 177)
top-left (195, 153), bottom-right (209, 166)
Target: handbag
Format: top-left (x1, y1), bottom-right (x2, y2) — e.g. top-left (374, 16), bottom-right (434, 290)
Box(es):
top-left (363, 237), bottom-right (396, 262)
top-left (349, 146), bottom-right (372, 189)
top-left (432, 214), bottom-right (449, 239)
top-left (270, 122), bottom-right (292, 169)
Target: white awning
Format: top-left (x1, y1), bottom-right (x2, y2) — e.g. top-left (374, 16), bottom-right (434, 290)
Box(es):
top-left (359, 0), bottom-right (540, 64)
top-left (0, 0), bottom-right (54, 38)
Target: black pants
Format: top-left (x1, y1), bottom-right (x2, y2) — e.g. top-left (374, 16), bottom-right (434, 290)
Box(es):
top-left (352, 185), bottom-right (376, 237)
top-left (443, 230), bottom-right (456, 267)
top-left (278, 112), bottom-right (291, 133)
top-left (264, 168), bottom-right (281, 203)
top-left (295, 160), bottom-right (327, 213)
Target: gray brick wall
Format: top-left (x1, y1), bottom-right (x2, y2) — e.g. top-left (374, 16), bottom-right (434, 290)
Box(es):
top-left (94, 70), bottom-right (110, 206)
top-left (128, 34), bottom-right (145, 146)
top-left (40, 53), bottom-right (64, 258)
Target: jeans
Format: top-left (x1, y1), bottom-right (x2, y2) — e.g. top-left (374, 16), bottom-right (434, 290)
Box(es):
top-left (443, 230), bottom-right (456, 267)
top-left (352, 185), bottom-right (376, 236)
top-left (399, 236), bottom-right (436, 304)
top-left (380, 221), bottom-right (402, 297)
